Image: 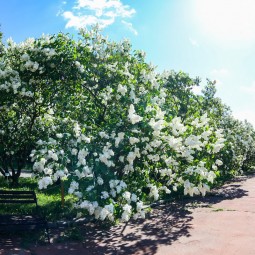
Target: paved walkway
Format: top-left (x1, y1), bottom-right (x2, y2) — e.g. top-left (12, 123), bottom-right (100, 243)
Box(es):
top-left (1, 174), bottom-right (255, 255)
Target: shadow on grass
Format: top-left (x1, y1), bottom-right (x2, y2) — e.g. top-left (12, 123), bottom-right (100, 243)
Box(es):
top-left (0, 229), bottom-right (46, 254)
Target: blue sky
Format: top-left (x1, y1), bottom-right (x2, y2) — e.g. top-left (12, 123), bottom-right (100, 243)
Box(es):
top-left (1, 0), bottom-right (255, 126)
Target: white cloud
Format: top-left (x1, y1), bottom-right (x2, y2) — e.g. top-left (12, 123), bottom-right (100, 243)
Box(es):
top-left (240, 82), bottom-right (255, 94)
top-left (62, 11), bottom-right (113, 29)
top-left (76, 0), bottom-right (135, 17)
top-left (189, 38), bottom-right (199, 47)
top-left (121, 20), bottom-right (138, 35)
top-left (210, 68), bottom-right (229, 76)
top-left (209, 68), bottom-right (229, 87)
top-left (233, 110), bottom-right (255, 127)
top-left (61, 0), bottom-right (136, 30)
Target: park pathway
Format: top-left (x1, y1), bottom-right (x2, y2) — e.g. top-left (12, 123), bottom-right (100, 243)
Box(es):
top-left (1, 174), bottom-right (255, 255)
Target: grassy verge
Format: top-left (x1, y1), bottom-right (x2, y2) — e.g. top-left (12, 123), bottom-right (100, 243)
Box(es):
top-left (0, 176), bottom-right (78, 221)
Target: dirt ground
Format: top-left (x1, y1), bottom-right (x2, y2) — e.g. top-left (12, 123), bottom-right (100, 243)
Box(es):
top-left (1, 174), bottom-right (255, 255)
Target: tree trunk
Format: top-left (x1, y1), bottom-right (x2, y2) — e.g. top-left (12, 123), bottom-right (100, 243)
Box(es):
top-left (0, 166), bottom-right (6, 177)
top-left (10, 164), bottom-right (22, 185)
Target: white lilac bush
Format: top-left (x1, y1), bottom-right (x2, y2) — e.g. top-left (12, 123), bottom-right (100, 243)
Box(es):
top-left (219, 116), bottom-right (255, 176)
top-left (200, 81), bottom-right (255, 177)
top-left (30, 111), bottom-right (225, 222)
top-left (1, 27), bottom-right (254, 222)
top-left (26, 28), bottom-right (224, 222)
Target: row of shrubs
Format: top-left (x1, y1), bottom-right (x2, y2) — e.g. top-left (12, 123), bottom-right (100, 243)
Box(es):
top-left (1, 27), bottom-right (255, 222)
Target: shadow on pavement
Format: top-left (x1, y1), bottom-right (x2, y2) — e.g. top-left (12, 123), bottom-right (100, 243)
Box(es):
top-left (81, 202), bottom-right (193, 255)
top-left (184, 175), bottom-right (250, 210)
top-left (77, 177), bottom-right (249, 255)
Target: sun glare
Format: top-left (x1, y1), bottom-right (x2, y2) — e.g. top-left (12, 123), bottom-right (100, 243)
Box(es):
top-left (194, 0), bottom-right (255, 44)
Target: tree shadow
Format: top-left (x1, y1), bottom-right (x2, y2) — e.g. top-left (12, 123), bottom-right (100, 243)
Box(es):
top-left (0, 230), bottom-right (44, 255)
top-left (79, 176), bottom-right (250, 254)
top-left (0, 202), bottom-right (192, 254)
top-left (188, 175), bottom-right (250, 207)
top-left (81, 202), bottom-right (193, 255)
